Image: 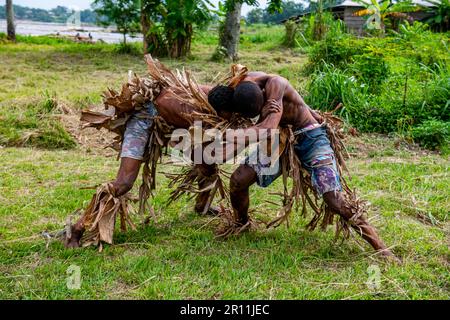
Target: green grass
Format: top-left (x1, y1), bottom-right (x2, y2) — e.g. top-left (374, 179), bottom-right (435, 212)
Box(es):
top-left (0, 28), bottom-right (449, 300)
top-left (0, 142), bottom-right (448, 299)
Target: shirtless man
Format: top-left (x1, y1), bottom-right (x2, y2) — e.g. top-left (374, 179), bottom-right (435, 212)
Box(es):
top-left (207, 72), bottom-right (397, 259)
top-left (65, 85), bottom-right (218, 248)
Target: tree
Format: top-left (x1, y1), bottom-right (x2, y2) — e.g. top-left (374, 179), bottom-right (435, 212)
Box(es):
top-left (424, 0), bottom-right (450, 32)
top-left (217, 0), bottom-right (282, 61)
top-left (218, 0), bottom-right (245, 61)
top-left (246, 7), bottom-right (263, 24)
top-left (6, 0), bottom-right (15, 41)
top-left (93, 0), bottom-right (141, 44)
top-left (261, 0), bottom-right (304, 24)
top-left (141, 0), bottom-right (213, 58)
top-left (353, 0), bottom-right (420, 34)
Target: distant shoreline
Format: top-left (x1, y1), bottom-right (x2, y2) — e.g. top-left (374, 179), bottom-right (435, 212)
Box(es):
top-left (0, 20), bottom-right (142, 44)
top-left (0, 19), bottom-right (104, 30)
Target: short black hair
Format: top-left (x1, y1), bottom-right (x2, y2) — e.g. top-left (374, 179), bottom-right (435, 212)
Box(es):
top-left (208, 85), bottom-right (234, 113)
top-left (232, 81), bottom-right (264, 118)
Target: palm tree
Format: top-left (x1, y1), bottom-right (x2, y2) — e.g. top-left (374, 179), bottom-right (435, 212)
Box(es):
top-left (353, 0), bottom-right (420, 34)
top-left (423, 0), bottom-right (450, 32)
top-left (6, 0), bottom-right (16, 41)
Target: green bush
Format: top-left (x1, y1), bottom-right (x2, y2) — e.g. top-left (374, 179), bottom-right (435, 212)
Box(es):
top-left (305, 35), bottom-right (365, 73)
top-left (412, 120), bottom-right (450, 150)
top-left (302, 29), bottom-right (450, 145)
top-left (351, 48), bottom-right (390, 93)
top-left (304, 63), bottom-right (368, 112)
top-left (114, 42), bottom-right (143, 56)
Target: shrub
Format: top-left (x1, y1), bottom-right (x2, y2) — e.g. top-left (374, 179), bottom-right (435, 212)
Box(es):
top-left (351, 48), bottom-right (390, 93)
top-left (114, 42), bottom-right (143, 56)
top-left (412, 119), bottom-right (450, 150)
top-left (283, 20), bottom-right (298, 48)
top-left (304, 62), bottom-right (368, 112)
top-left (305, 35), bottom-right (364, 73)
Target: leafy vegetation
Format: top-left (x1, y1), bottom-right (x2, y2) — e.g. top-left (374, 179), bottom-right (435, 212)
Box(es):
top-left (93, 0), bottom-right (141, 44)
top-left (246, 0), bottom-right (305, 24)
top-left (142, 0), bottom-right (213, 58)
top-left (301, 22), bottom-right (449, 150)
top-left (353, 0), bottom-right (421, 34)
top-left (424, 0), bottom-right (450, 32)
top-left (412, 119), bottom-right (450, 150)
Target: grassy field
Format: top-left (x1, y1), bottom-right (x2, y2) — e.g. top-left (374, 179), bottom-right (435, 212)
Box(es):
top-left (0, 27), bottom-right (449, 299)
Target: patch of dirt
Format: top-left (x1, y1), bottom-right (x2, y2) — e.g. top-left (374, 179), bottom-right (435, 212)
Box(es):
top-left (344, 132), bottom-right (434, 159)
top-left (57, 103), bottom-right (117, 157)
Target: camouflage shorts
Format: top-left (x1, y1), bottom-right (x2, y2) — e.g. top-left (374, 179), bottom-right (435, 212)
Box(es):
top-left (120, 102), bottom-right (158, 160)
top-left (247, 126), bottom-right (342, 197)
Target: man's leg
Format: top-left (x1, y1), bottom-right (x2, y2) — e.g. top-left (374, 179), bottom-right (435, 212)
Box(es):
top-left (322, 191), bottom-right (396, 258)
top-left (230, 164), bottom-right (257, 224)
top-left (66, 102), bottom-right (156, 248)
top-left (194, 164), bottom-right (219, 214)
top-left (65, 157), bottom-right (142, 248)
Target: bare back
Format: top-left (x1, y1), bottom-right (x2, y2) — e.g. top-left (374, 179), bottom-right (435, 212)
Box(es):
top-left (243, 72), bottom-right (318, 129)
top-left (154, 85), bottom-right (212, 128)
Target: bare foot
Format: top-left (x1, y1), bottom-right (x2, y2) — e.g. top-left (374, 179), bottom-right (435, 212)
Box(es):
top-left (64, 226), bottom-right (84, 249)
top-left (206, 206), bottom-right (220, 216)
top-left (378, 249), bottom-right (401, 264)
top-left (195, 204), bottom-right (220, 216)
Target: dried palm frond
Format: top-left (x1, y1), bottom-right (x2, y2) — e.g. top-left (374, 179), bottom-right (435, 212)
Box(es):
top-left (265, 107), bottom-right (368, 239)
top-left (214, 204), bottom-right (261, 238)
top-left (163, 165), bottom-right (229, 214)
top-left (138, 116), bottom-right (173, 217)
top-left (76, 183), bottom-right (136, 250)
top-left (145, 55), bottom-right (215, 116)
top-left (215, 64), bottom-right (249, 88)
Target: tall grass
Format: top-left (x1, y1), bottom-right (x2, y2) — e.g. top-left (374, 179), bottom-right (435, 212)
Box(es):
top-left (0, 95), bottom-right (76, 149)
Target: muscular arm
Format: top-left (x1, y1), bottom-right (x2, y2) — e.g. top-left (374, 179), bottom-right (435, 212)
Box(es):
top-left (308, 106), bottom-right (323, 123)
top-left (255, 76), bottom-right (287, 130)
top-left (222, 76), bottom-right (287, 160)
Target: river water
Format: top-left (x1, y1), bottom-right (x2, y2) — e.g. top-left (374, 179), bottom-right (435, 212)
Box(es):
top-left (0, 20), bottom-right (142, 44)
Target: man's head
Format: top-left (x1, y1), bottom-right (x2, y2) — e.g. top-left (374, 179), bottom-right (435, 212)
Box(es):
top-left (207, 85), bottom-right (235, 115)
top-left (232, 81), bottom-right (264, 118)
top-left (208, 81), bottom-right (264, 118)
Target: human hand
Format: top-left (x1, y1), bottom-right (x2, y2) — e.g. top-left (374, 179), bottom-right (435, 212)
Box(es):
top-left (261, 99), bottom-right (282, 119)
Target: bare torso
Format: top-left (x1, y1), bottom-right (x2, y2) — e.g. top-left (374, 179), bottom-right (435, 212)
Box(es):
top-left (243, 72), bottom-right (318, 129)
top-left (154, 85), bottom-right (212, 128)
top-left (153, 72), bottom-right (317, 130)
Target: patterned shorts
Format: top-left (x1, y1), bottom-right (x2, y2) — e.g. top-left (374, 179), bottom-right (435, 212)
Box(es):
top-left (121, 102), bottom-right (158, 160)
top-left (246, 126), bottom-right (342, 197)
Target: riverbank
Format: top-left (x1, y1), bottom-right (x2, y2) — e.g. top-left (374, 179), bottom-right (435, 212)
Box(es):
top-left (0, 19), bottom-right (142, 43)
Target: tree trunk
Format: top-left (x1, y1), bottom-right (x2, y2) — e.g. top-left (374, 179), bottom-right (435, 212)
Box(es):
top-left (219, 1), bottom-right (242, 61)
top-left (6, 0), bottom-right (16, 42)
top-left (123, 32), bottom-right (127, 45)
top-left (141, 3), bottom-right (167, 57)
top-left (141, 7), bottom-right (150, 54)
top-left (168, 25), bottom-right (192, 58)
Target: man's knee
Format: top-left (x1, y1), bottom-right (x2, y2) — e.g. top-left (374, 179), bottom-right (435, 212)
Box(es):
top-left (230, 172), bottom-right (246, 193)
top-left (323, 191), bottom-right (342, 212)
top-left (230, 166), bottom-right (255, 193)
